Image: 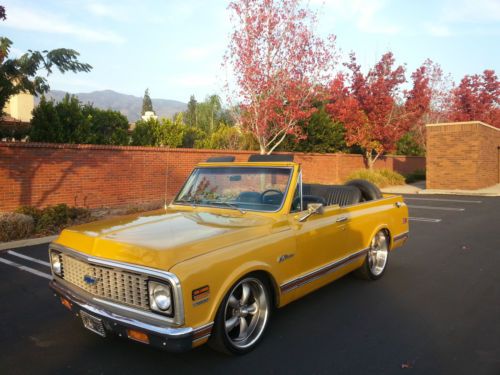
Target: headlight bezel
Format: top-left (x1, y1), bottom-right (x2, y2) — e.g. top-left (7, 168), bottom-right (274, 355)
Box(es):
top-left (148, 279), bottom-right (174, 317)
top-left (50, 250), bottom-right (62, 276)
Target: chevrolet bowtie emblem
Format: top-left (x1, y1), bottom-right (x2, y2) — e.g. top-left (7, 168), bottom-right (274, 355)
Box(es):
top-left (83, 274), bottom-right (100, 285)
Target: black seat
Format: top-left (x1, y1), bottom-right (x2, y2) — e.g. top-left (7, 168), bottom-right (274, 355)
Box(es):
top-left (302, 184), bottom-right (361, 207)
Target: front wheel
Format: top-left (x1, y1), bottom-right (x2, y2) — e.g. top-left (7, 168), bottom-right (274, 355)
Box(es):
top-left (354, 230), bottom-right (390, 280)
top-left (209, 276), bottom-right (271, 355)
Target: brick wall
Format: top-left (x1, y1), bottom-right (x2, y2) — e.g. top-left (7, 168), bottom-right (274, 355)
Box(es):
top-left (426, 121), bottom-right (500, 190)
top-left (0, 142), bottom-right (425, 212)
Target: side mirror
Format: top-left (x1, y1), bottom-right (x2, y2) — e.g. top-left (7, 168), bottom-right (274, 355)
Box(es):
top-left (298, 203), bottom-right (324, 222)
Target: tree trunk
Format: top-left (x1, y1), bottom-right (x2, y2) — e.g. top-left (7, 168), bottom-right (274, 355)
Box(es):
top-left (365, 150), bottom-right (374, 170)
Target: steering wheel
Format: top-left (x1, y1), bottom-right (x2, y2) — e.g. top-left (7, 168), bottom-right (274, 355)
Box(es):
top-left (261, 189), bottom-right (283, 204)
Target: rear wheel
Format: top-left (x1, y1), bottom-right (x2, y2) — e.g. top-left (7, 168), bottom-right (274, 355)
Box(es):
top-left (209, 275), bottom-right (271, 355)
top-left (354, 230), bottom-right (389, 280)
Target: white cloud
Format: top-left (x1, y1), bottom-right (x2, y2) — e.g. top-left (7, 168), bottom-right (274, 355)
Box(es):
top-left (179, 44), bottom-right (223, 62)
top-left (4, 5), bottom-right (126, 44)
top-left (425, 24), bottom-right (453, 37)
top-left (315, 0), bottom-right (400, 34)
top-left (442, 0), bottom-right (500, 23)
top-left (85, 1), bottom-right (129, 21)
top-left (179, 46), bottom-right (212, 61)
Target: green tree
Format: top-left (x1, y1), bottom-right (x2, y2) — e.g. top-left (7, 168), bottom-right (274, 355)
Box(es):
top-left (185, 94), bottom-right (198, 127)
top-left (194, 124), bottom-right (258, 150)
top-left (131, 118), bottom-right (184, 147)
top-left (30, 94), bottom-right (130, 145)
top-left (56, 94), bottom-right (91, 143)
top-left (182, 126), bottom-right (206, 148)
top-left (182, 94), bottom-right (235, 136)
top-left (83, 106), bottom-right (129, 145)
top-left (141, 88), bottom-right (154, 115)
top-left (396, 132), bottom-right (425, 156)
top-left (0, 6), bottom-right (91, 116)
top-left (29, 96), bottom-right (63, 142)
top-left (279, 104), bottom-right (347, 153)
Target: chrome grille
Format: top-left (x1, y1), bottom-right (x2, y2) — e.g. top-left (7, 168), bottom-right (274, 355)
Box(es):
top-left (59, 253), bottom-right (150, 310)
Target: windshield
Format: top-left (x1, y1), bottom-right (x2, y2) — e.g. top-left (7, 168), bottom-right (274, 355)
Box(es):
top-left (174, 166), bottom-right (292, 212)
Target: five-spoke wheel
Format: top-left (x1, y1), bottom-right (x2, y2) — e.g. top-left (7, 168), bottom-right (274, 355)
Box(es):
top-left (355, 230), bottom-right (390, 280)
top-left (210, 276), bottom-right (270, 354)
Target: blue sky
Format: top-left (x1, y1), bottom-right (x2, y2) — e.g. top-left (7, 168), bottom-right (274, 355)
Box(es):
top-left (2, 0), bottom-right (499, 103)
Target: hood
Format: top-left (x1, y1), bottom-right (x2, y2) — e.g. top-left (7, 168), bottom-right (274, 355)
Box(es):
top-left (54, 208), bottom-right (275, 270)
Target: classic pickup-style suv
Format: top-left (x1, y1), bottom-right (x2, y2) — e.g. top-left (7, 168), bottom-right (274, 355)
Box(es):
top-left (49, 155), bottom-right (409, 354)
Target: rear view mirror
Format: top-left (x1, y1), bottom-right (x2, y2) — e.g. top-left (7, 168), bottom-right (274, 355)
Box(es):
top-left (298, 203), bottom-right (324, 222)
top-left (229, 175), bottom-right (241, 182)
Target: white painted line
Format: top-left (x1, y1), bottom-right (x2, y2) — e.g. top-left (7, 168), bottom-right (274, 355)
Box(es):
top-left (409, 217), bottom-right (442, 223)
top-left (0, 257), bottom-right (52, 280)
top-left (408, 205), bottom-right (465, 212)
top-left (0, 235), bottom-right (58, 251)
top-left (405, 197), bottom-right (482, 204)
top-left (7, 250), bottom-right (50, 267)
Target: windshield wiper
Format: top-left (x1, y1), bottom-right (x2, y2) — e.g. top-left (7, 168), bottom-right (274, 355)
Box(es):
top-left (208, 200), bottom-right (246, 214)
top-left (177, 196), bottom-right (199, 208)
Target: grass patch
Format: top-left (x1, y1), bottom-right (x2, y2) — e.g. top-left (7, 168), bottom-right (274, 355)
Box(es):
top-left (346, 169), bottom-right (405, 188)
top-left (405, 169), bottom-right (426, 184)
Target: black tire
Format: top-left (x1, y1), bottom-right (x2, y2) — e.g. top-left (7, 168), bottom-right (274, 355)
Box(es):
top-left (345, 179), bottom-right (382, 201)
top-left (354, 230), bottom-right (390, 280)
top-left (209, 274), bottom-right (271, 355)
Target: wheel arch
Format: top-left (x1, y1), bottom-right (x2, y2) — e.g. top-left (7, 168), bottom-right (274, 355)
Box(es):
top-left (208, 264), bottom-right (281, 324)
top-left (368, 224), bottom-right (392, 250)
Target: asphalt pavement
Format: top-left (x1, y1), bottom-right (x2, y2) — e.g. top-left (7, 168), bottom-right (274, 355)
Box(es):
top-left (0, 195), bottom-right (499, 375)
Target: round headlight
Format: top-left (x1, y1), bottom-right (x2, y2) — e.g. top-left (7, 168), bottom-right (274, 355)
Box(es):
top-left (152, 284), bottom-right (171, 311)
top-left (50, 252), bottom-right (62, 275)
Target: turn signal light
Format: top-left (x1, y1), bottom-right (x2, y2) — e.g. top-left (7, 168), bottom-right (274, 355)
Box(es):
top-left (127, 329), bottom-right (150, 344)
top-left (60, 297), bottom-right (72, 311)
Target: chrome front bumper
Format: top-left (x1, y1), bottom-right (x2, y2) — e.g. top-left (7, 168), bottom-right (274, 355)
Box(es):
top-left (50, 279), bottom-right (195, 352)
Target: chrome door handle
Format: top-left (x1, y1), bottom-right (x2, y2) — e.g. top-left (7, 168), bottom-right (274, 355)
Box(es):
top-left (336, 216), bottom-right (348, 223)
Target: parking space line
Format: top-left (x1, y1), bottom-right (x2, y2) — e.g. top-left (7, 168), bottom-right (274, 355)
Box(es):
top-left (7, 250), bottom-right (50, 267)
top-left (405, 197), bottom-right (482, 204)
top-left (0, 257), bottom-right (52, 280)
top-left (408, 205), bottom-right (465, 212)
top-left (409, 217), bottom-right (442, 223)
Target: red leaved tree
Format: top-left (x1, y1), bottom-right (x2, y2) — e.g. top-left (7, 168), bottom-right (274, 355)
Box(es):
top-left (225, 0), bottom-right (336, 154)
top-left (327, 52), bottom-right (438, 167)
top-left (327, 52), bottom-right (406, 169)
top-left (448, 70), bottom-right (500, 128)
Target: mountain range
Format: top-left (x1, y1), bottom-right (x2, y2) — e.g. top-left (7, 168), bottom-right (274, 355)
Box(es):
top-left (36, 90), bottom-right (187, 122)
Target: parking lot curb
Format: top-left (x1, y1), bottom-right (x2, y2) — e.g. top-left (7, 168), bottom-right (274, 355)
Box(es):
top-left (0, 235), bottom-right (58, 251)
top-left (419, 189), bottom-right (500, 197)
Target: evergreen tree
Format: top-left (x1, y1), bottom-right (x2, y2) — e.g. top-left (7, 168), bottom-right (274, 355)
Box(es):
top-left (141, 88), bottom-right (154, 115)
top-left (185, 95), bottom-right (197, 127)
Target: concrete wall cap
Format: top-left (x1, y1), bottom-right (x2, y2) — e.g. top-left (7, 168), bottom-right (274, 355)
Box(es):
top-left (426, 121), bottom-right (500, 132)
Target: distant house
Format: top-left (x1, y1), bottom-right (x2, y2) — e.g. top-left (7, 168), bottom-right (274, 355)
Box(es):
top-left (1, 92), bottom-right (34, 140)
top-left (141, 111), bottom-right (157, 121)
top-left (3, 92), bottom-right (34, 122)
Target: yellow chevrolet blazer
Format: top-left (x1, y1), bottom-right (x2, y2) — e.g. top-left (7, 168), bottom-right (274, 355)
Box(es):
top-left (49, 155), bottom-right (409, 354)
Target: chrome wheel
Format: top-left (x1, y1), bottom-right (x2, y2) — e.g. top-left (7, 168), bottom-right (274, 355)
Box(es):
top-left (223, 277), bottom-right (269, 350)
top-left (368, 231), bottom-right (389, 276)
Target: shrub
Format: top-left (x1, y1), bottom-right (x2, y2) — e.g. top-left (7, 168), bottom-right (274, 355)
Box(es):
top-left (346, 169), bottom-right (405, 188)
top-left (16, 204), bottom-right (91, 234)
top-left (405, 169), bottom-right (426, 183)
top-left (0, 213), bottom-right (35, 242)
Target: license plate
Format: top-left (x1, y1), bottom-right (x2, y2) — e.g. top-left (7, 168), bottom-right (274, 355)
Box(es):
top-left (80, 310), bottom-right (106, 337)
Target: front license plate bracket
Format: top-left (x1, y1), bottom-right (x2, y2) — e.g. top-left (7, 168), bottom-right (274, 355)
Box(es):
top-left (80, 310), bottom-right (106, 337)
